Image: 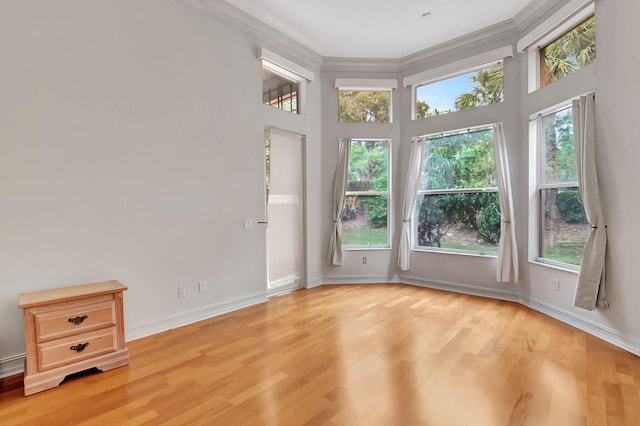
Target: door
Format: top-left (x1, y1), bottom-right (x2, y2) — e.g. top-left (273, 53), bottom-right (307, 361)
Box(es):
top-left (264, 128), bottom-right (305, 294)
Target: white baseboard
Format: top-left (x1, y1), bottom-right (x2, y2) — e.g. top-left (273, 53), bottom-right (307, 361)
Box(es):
top-left (305, 278), bottom-right (324, 289)
top-left (520, 296), bottom-right (640, 357)
top-left (401, 274), bottom-right (520, 302)
top-left (125, 291), bottom-right (268, 341)
top-left (322, 274), bottom-right (401, 284)
top-left (0, 354), bottom-right (25, 380)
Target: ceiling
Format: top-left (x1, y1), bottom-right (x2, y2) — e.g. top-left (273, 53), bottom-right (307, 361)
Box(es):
top-left (224, 0), bottom-right (541, 59)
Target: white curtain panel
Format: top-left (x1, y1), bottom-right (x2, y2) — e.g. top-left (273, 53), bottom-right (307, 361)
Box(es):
top-left (397, 138), bottom-right (424, 271)
top-left (327, 138), bottom-right (351, 265)
top-left (493, 123), bottom-right (519, 283)
top-left (572, 93), bottom-right (608, 310)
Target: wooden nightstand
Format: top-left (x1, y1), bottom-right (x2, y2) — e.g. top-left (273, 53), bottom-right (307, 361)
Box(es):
top-left (18, 280), bottom-right (129, 396)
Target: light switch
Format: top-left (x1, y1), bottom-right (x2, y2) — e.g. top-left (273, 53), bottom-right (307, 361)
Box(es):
top-left (243, 219), bottom-right (253, 229)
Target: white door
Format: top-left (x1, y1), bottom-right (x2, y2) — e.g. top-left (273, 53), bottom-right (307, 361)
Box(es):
top-left (264, 128), bottom-right (304, 294)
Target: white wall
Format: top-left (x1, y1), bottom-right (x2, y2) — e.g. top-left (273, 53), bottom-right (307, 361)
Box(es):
top-left (520, 0), bottom-right (640, 352)
top-left (0, 0), bottom-right (323, 376)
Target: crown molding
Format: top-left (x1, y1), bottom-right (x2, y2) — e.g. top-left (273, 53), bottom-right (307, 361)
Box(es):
top-left (513, 0), bottom-right (571, 34)
top-left (399, 19), bottom-right (519, 74)
top-left (322, 57), bottom-right (401, 74)
top-left (181, 0), bottom-right (323, 70)
top-left (323, 19), bottom-right (519, 76)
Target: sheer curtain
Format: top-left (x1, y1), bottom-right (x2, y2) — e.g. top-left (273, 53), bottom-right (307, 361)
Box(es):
top-left (397, 138), bottom-right (424, 271)
top-left (327, 139), bottom-right (350, 265)
top-left (493, 123), bottom-right (518, 283)
top-left (572, 93), bottom-right (608, 310)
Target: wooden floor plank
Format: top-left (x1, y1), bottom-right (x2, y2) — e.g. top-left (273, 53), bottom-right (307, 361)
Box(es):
top-left (2, 284), bottom-right (640, 425)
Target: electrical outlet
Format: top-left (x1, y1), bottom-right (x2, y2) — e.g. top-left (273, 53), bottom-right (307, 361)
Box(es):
top-left (362, 257), bottom-right (367, 264)
top-left (199, 280), bottom-right (206, 293)
top-left (553, 279), bottom-right (559, 291)
top-left (178, 287), bottom-right (186, 298)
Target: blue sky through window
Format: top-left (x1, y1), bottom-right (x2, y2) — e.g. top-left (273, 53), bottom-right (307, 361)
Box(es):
top-left (416, 72), bottom-right (474, 113)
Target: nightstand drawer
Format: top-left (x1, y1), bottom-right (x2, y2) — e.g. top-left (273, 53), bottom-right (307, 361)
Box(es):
top-left (37, 327), bottom-right (117, 372)
top-left (35, 300), bottom-right (116, 343)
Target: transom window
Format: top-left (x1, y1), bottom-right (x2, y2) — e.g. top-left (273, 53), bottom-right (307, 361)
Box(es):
top-left (341, 139), bottom-right (391, 248)
top-left (263, 69), bottom-right (298, 113)
top-left (415, 127), bottom-right (500, 254)
top-left (535, 106), bottom-right (590, 266)
top-left (338, 90), bottom-right (391, 123)
top-left (539, 16), bottom-right (596, 88)
top-left (336, 78), bottom-right (396, 124)
top-left (415, 63), bottom-right (504, 118)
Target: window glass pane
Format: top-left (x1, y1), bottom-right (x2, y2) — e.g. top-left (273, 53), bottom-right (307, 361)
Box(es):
top-left (347, 140), bottom-right (389, 191)
top-left (420, 128), bottom-right (495, 191)
top-left (416, 64), bottom-right (503, 118)
top-left (263, 69), bottom-right (299, 114)
top-left (540, 188), bottom-right (590, 265)
top-left (339, 90), bottom-right (390, 123)
top-left (416, 193), bottom-right (500, 252)
top-left (540, 16), bottom-right (596, 87)
top-left (542, 107), bottom-right (577, 185)
top-left (341, 195), bottom-right (388, 247)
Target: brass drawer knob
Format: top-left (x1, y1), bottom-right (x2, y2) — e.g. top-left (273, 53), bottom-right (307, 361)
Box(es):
top-left (68, 315), bottom-right (88, 325)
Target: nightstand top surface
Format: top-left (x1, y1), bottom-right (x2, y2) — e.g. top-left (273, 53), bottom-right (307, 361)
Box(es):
top-left (19, 280), bottom-right (127, 308)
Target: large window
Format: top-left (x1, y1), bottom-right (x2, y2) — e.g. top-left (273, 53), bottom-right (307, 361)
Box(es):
top-left (341, 139), bottom-right (391, 248)
top-left (415, 127), bottom-right (500, 254)
top-left (536, 106), bottom-right (590, 266)
top-left (415, 63), bottom-right (503, 118)
top-left (539, 16), bottom-right (596, 88)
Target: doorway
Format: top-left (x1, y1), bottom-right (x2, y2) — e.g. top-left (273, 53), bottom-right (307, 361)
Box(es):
top-left (264, 128), bottom-right (305, 295)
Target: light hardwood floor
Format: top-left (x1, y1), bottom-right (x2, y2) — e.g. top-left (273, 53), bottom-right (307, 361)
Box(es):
top-left (2, 284), bottom-right (640, 425)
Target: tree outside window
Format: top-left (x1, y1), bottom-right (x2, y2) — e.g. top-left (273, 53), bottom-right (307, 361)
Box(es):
top-left (341, 139), bottom-right (390, 248)
top-left (416, 127), bottom-right (500, 253)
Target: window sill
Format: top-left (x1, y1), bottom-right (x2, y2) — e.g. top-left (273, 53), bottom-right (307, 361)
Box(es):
top-left (412, 248), bottom-right (498, 258)
top-left (529, 259), bottom-right (579, 274)
top-left (343, 247), bottom-right (391, 251)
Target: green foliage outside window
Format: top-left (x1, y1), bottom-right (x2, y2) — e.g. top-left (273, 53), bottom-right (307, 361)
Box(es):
top-left (342, 140), bottom-right (390, 246)
top-left (339, 91), bottom-right (390, 123)
top-left (542, 16), bottom-right (595, 86)
top-left (417, 129), bottom-right (501, 251)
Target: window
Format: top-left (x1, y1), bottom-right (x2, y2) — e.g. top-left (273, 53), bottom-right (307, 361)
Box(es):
top-left (341, 139), bottom-right (391, 248)
top-left (415, 127), bottom-right (500, 254)
top-left (403, 46), bottom-right (513, 120)
top-left (259, 48), bottom-right (314, 114)
top-left (263, 69), bottom-right (298, 113)
top-left (415, 63), bottom-right (503, 118)
top-left (517, 0), bottom-right (595, 92)
top-left (535, 106), bottom-right (590, 266)
top-left (539, 16), bottom-right (596, 88)
top-left (335, 79), bottom-right (397, 123)
top-left (339, 90), bottom-right (391, 123)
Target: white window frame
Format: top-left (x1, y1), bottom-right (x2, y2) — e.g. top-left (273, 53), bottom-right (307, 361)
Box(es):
top-left (517, 0), bottom-right (595, 93)
top-left (403, 46), bottom-right (513, 120)
top-left (528, 100), bottom-right (583, 271)
top-left (413, 124), bottom-right (499, 256)
top-left (342, 138), bottom-right (392, 250)
top-left (259, 48), bottom-right (314, 114)
top-left (336, 79), bottom-right (397, 124)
